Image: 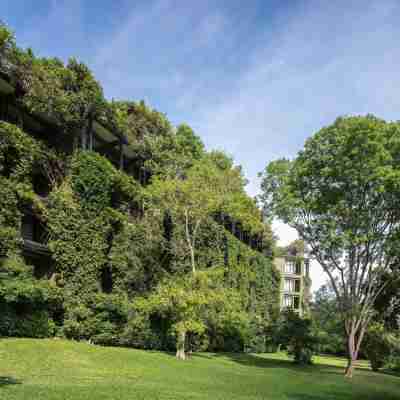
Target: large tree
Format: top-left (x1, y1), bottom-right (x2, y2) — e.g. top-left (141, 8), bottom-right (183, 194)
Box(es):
top-left (260, 115), bottom-right (400, 377)
top-left (136, 269), bottom-right (247, 360)
top-left (149, 156), bottom-right (262, 273)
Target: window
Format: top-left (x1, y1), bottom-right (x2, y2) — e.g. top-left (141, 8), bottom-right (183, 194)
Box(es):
top-left (284, 260), bottom-right (302, 275)
top-left (32, 172), bottom-right (51, 197)
top-left (284, 278), bottom-right (294, 292)
top-left (21, 214), bottom-right (47, 243)
top-left (283, 295), bottom-right (300, 310)
top-left (284, 261), bottom-right (296, 274)
top-left (283, 295), bottom-right (293, 307)
top-left (100, 266), bottom-right (113, 294)
top-left (284, 278), bottom-right (301, 293)
top-left (293, 296), bottom-right (300, 310)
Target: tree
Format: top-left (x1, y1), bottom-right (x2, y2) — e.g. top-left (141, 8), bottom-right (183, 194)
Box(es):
top-left (22, 57), bottom-right (105, 141)
top-left (0, 22), bottom-right (14, 72)
top-left (311, 285), bottom-right (346, 355)
top-left (279, 311), bottom-right (317, 365)
top-left (373, 272), bottom-right (400, 331)
top-left (136, 269), bottom-right (246, 360)
top-left (364, 322), bottom-right (394, 371)
top-left (148, 157), bottom-right (259, 273)
top-left (260, 116), bottom-right (400, 377)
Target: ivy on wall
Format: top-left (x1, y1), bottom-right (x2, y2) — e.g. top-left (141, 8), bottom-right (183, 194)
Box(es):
top-left (0, 22), bottom-right (281, 352)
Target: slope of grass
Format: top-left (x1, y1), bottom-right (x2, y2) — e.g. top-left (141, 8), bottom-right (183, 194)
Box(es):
top-left (0, 339), bottom-right (399, 400)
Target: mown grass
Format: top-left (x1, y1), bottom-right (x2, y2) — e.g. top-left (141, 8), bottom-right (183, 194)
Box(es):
top-left (0, 339), bottom-right (399, 399)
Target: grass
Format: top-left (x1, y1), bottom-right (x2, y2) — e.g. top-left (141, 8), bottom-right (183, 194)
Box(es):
top-left (0, 339), bottom-right (399, 400)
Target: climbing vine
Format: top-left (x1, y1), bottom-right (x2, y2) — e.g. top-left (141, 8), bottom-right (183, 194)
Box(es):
top-left (0, 22), bottom-right (280, 352)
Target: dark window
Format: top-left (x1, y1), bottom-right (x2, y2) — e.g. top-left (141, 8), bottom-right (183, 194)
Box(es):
top-left (24, 254), bottom-right (53, 279)
top-left (163, 213), bottom-right (173, 242)
top-left (101, 266), bottom-right (113, 294)
top-left (21, 213), bottom-right (47, 243)
top-left (32, 171), bottom-right (51, 197)
top-left (295, 279), bottom-right (301, 292)
top-left (293, 296), bottom-right (300, 310)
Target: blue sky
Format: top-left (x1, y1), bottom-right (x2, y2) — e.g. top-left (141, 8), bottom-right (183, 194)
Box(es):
top-left (4, 0), bottom-right (400, 289)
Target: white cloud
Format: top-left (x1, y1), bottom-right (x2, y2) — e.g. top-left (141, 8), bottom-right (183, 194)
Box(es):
top-left (195, 0), bottom-right (400, 197)
top-left (9, 0), bottom-right (399, 294)
top-left (191, 0), bottom-right (400, 293)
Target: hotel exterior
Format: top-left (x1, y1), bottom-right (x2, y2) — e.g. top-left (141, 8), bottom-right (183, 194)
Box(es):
top-left (274, 254), bottom-right (311, 316)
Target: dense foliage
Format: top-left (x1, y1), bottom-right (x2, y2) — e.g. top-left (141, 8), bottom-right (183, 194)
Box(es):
top-left (260, 115), bottom-right (400, 376)
top-left (311, 285), bottom-right (346, 356)
top-left (0, 22), bottom-right (280, 356)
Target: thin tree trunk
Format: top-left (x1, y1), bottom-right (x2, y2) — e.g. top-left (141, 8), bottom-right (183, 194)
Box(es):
top-left (345, 358), bottom-right (355, 378)
top-left (189, 245), bottom-right (195, 274)
top-left (184, 209), bottom-right (196, 273)
top-left (176, 330), bottom-right (186, 360)
top-left (344, 318), bottom-right (368, 378)
top-left (345, 330), bottom-right (358, 378)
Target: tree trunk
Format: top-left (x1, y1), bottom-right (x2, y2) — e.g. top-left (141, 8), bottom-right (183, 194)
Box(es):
top-left (176, 330), bottom-right (186, 360)
top-left (345, 330), bottom-right (357, 378)
top-left (189, 246), bottom-right (195, 274)
top-left (184, 209), bottom-right (196, 273)
top-left (345, 357), bottom-right (355, 378)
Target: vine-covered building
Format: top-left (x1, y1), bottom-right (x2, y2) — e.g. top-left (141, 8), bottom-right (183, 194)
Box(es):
top-left (0, 26), bottom-right (281, 352)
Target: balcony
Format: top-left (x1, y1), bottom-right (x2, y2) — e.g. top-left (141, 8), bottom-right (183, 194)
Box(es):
top-left (283, 278), bottom-right (301, 293)
top-left (21, 213), bottom-right (54, 279)
top-left (282, 294), bottom-right (300, 311)
top-left (282, 260), bottom-right (302, 276)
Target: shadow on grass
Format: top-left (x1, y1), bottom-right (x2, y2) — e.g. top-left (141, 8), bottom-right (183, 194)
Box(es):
top-left (381, 369), bottom-right (400, 378)
top-left (194, 352), bottom-right (334, 374)
top-left (195, 352), bottom-right (388, 380)
top-left (0, 376), bottom-right (22, 387)
top-left (284, 395), bottom-right (397, 400)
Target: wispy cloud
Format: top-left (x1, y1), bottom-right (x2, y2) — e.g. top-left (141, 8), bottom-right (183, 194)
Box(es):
top-left (4, 0), bottom-right (400, 290)
top-left (91, 0), bottom-right (260, 116)
top-left (195, 0), bottom-right (400, 195)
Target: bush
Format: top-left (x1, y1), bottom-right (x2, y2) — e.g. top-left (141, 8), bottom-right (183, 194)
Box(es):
top-left (0, 305), bottom-right (56, 338)
top-left (279, 311), bottom-right (317, 365)
top-left (62, 294), bottom-right (129, 344)
top-left (386, 355), bottom-right (400, 372)
top-left (120, 311), bottom-right (162, 350)
top-left (364, 323), bottom-right (393, 371)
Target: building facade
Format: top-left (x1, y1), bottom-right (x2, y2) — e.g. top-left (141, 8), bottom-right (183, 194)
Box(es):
top-left (0, 71), bottom-right (269, 272)
top-left (274, 256), bottom-right (311, 316)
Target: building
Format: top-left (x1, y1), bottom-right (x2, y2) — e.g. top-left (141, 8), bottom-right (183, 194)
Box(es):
top-left (274, 254), bottom-right (311, 316)
top-left (0, 71), bottom-right (269, 275)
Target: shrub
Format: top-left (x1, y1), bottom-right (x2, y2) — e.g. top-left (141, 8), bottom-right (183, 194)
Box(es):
top-left (280, 311), bottom-right (317, 365)
top-left (70, 151), bottom-right (116, 211)
top-left (0, 305), bottom-right (56, 338)
top-left (364, 323), bottom-right (393, 371)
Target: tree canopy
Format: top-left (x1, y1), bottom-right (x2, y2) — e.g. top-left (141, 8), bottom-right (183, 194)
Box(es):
top-left (260, 115), bottom-right (400, 377)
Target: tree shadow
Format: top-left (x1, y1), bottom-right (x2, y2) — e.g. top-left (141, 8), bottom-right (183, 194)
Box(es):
top-left (381, 369), bottom-right (400, 378)
top-left (194, 352), bottom-right (315, 373)
top-left (285, 394), bottom-right (398, 400)
top-left (0, 376), bottom-right (22, 387)
top-left (194, 352), bottom-right (372, 378)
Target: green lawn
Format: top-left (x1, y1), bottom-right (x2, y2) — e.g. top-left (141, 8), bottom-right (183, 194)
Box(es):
top-left (0, 339), bottom-right (399, 400)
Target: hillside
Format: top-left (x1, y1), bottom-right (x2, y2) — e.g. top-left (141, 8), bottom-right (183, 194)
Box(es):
top-left (0, 339), bottom-right (399, 400)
